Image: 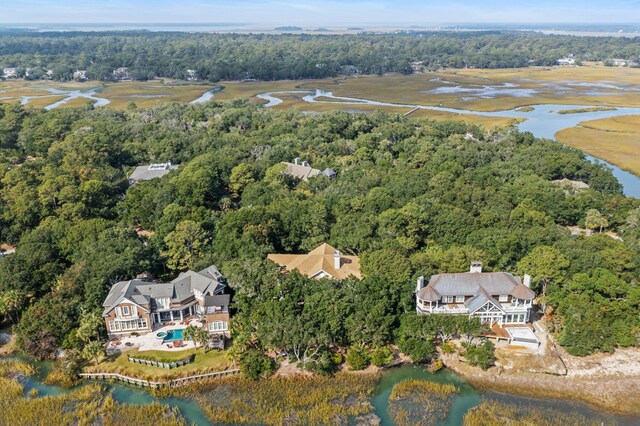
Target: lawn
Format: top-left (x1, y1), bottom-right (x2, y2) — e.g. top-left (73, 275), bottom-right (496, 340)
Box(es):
top-left (84, 347), bottom-right (234, 381)
top-left (556, 114), bottom-right (640, 177)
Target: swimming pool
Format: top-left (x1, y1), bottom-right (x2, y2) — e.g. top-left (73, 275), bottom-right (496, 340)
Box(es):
top-left (163, 329), bottom-right (184, 342)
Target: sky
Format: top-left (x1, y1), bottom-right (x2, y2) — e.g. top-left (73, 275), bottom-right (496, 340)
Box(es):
top-left (1, 0), bottom-right (639, 25)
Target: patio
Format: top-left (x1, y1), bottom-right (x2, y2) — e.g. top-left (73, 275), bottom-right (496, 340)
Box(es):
top-left (107, 320), bottom-right (203, 355)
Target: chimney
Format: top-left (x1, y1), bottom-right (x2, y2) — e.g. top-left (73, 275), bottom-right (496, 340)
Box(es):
top-left (302, 161), bottom-right (310, 167)
top-left (470, 262), bottom-right (482, 273)
top-left (524, 274), bottom-right (532, 288)
top-left (415, 276), bottom-right (425, 293)
top-left (334, 250), bottom-right (341, 270)
top-left (294, 157), bottom-right (301, 165)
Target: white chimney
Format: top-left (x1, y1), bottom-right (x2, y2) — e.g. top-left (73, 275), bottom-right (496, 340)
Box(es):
top-left (470, 262), bottom-right (482, 273)
top-left (334, 250), bottom-right (341, 270)
top-left (294, 157), bottom-right (301, 165)
top-left (524, 274), bottom-right (532, 288)
top-left (415, 276), bottom-right (425, 293)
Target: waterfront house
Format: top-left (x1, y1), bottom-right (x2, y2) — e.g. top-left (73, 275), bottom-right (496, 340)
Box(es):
top-left (415, 262), bottom-right (535, 325)
top-left (281, 158), bottom-right (336, 181)
top-left (102, 265), bottom-right (231, 337)
top-left (128, 161), bottom-right (178, 184)
top-left (73, 70), bottom-right (88, 81)
top-left (113, 67), bottom-right (131, 81)
top-left (268, 243), bottom-right (361, 280)
top-left (2, 68), bottom-right (17, 78)
top-left (557, 56), bottom-right (576, 66)
top-left (186, 69), bottom-right (198, 81)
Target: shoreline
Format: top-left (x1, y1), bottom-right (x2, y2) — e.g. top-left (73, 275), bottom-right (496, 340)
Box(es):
top-left (440, 347), bottom-right (640, 416)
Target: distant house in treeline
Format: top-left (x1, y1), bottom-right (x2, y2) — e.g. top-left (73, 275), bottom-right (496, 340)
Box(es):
top-left (2, 68), bottom-right (17, 78)
top-left (557, 55), bottom-right (576, 66)
top-left (73, 70), bottom-right (88, 81)
top-left (281, 158), bottom-right (336, 181)
top-left (128, 161), bottom-right (178, 184)
top-left (186, 69), bottom-right (198, 81)
top-left (113, 67), bottom-right (131, 81)
top-left (268, 243), bottom-right (362, 280)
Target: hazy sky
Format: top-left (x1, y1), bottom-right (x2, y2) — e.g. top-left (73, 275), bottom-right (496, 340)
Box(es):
top-left (2, 0), bottom-right (640, 25)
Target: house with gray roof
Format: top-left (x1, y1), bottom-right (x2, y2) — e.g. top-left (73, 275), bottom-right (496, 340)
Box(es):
top-left (128, 161), bottom-right (178, 184)
top-left (415, 262), bottom-right (535, 325)
top-left (102, 265), bottom-right (231, 337)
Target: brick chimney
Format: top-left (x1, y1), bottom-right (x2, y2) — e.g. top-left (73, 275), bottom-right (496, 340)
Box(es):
top-left (470, 262), bottom-right (483, 273)
top-left (334, 250), bottom-right (341, 270)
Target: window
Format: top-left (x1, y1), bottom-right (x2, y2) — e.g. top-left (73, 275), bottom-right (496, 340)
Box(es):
top-left (442, 296), bottom-right (454, 303)
top-left (209, 321), bottom-right (228, 332)
top-left (122, 306), bottom-right (130, 316)
top-left (455, 295), bottom-right (465, 303)
top-left (115, 307), bottom-right (122, 318)
top-left (499, 295), bottom-right (509, 302)
top-left (109, 318), bottom-right (147, 332)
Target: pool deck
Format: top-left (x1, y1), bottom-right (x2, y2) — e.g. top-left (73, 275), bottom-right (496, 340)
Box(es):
top-left (107, 321), bottom-right (203, 354)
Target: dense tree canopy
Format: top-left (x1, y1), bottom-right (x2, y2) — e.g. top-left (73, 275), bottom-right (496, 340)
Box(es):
top-left (0, 100), bottom-right (638, 359)
top-left (0, 31), bottom-right (639, 82)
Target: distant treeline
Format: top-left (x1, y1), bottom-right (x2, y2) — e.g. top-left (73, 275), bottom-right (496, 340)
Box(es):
top-left (0, 31), bottom-right (640, 81)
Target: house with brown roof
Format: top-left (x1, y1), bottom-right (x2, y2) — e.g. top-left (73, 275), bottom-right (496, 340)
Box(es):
top-left (268, 243), bottom-right (361, 280)
top-left (415, 262), bottom-right (535, 325)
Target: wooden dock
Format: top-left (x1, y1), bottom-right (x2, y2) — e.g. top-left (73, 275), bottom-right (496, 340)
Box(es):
top-left (79, 368), bottom-right (240, 388)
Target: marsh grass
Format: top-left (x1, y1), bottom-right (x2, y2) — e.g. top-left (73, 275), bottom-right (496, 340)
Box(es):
top-left (388, 379), bottom-right (458, 426)
top-left (163, 372), bottom-right (380, 425)
top-left (0, 360), bottom-right (188, 426)
top-left (463, 400), bottom-right (615, 426)
top-left (556, 114), bottom-right (640, 176)
top-left (555, 106), bottom-right (617, 114)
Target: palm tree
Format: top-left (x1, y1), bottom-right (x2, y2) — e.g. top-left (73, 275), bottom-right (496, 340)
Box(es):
top-left (182, 325), bottom-right (199, 347)
top-left (195, 328), bottom-right (212, 353)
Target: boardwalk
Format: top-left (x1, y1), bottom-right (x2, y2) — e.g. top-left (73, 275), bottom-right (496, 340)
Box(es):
top-left (79, 368), bottom-right (240, 388)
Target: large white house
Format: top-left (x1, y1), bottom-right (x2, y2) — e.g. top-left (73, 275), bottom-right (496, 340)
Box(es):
top-left (415, 262), bottom-right (535, 325)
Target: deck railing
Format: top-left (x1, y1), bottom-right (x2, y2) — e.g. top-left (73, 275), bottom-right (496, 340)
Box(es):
top-left (79, 368), bottom-right (240, 388)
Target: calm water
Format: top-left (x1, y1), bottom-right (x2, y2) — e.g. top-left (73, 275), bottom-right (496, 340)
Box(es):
top-left (257, 89), bottom-right (640, 198)
top-left (10, 358), bottom-right (639, 426)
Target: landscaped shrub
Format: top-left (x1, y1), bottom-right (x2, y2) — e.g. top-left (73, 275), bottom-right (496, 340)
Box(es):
top-left (239, 349), bottom-right (275, 380)
top-left (345, 346), bottom-right (370, 371)
top-left (370, 346), bottom-right (394, 367)
top-left (462, 340), bottom-right (495, 370)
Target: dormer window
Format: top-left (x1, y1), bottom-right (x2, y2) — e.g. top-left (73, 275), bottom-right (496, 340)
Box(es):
top-left (442, 296), bottom-right (454, 303)
top-left (455, 295), bottom-right (465, 303)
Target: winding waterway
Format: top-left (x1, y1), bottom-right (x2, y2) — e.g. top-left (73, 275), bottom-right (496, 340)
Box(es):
top-left (11, 359), bottom-right (640, 426)
top-left (256, 89), bottom-right (640, 198)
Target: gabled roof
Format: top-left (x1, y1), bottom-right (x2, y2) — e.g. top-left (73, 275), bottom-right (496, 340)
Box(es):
top-left (281, 162), bottom-right (323, 181)
top-left (465, 289), bottom-right (505, 314)
top-left (267, 243), bottom-right (361, 280)
top-left (102, 265), bottom-right (227, 316)
top-left (417, 270), bottom-right (535, 302)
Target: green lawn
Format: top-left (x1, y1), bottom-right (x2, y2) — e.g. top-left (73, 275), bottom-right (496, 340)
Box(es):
top-left (85, 347), bottom-right (234, 381)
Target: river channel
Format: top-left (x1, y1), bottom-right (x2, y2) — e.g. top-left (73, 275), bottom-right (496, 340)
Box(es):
top-left (256, 89), bottom-right (640, 198)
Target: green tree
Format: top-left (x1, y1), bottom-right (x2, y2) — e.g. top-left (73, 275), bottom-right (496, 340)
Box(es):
top-left (83, 340), bottom-right (104, 366)
top-left (585, 209), bottom-right (609, 233)
top-left (162, 220), bottom-right (208, 271)
top-left (239, 349), bottom-right (275, 380)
